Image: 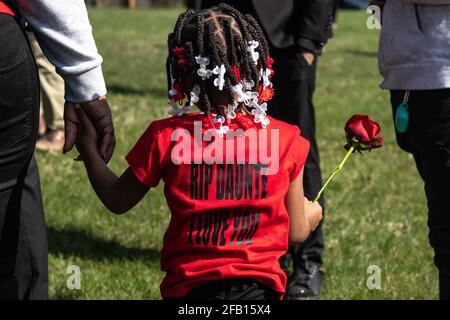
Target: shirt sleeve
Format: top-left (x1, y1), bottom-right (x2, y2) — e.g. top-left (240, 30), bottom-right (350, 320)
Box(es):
top-left (289, 130), bottom-right (310, 182)
top-left (16, 0), bottom-right (106, 103)
top-left (125, 122), bottom-right (163, 188)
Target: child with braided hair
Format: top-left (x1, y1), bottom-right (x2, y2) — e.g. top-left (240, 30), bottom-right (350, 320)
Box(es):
top-left (74, 4), bottom-right (322, 300)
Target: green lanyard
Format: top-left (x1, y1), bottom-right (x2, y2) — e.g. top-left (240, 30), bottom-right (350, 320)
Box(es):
top-left (395, 91), bottom-right (410, 133)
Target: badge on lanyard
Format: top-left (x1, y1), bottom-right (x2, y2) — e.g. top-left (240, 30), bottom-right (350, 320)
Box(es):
top-left (395, 91), bottom-right (410, 134)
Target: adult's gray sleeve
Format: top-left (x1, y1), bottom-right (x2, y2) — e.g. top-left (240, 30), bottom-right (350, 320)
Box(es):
top-left (16, 0), bottom-right (107, 103)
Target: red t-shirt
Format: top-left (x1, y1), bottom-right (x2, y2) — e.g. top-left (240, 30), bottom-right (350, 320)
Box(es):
top-left (0, 1), bottom-right (15, 16)
top-left (126, 112), bottom-right (310, 298)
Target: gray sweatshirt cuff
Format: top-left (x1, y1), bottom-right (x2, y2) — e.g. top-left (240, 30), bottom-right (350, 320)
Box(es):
top-left (64, 65), bottom-right (107, 103)
top-left (16, 0), bottom-right (107, 103)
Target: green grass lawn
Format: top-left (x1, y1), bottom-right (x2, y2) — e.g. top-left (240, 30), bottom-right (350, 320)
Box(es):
top-left (37, 8), bottom-right (438, 300)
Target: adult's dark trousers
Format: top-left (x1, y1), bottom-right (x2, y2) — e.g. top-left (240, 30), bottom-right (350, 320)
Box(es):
top-left (269, 47), bottom-right (325, 270)
top-left (391, 89), bottom-right (450, 300)
top-left (0, 14), bottom-right (47, 300)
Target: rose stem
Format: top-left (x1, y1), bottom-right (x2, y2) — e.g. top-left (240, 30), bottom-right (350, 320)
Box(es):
top-left (313, 146), bottom-right (355, 203)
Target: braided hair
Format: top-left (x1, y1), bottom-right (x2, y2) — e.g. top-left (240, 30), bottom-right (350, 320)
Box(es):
top-left (166, 4), bottom-right (273, 116)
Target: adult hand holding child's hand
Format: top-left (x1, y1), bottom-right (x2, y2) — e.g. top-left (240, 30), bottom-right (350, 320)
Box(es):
top-left (74, 105), bottom-right (99, 159)
top-left (63, 98), bottom-right (115, 163)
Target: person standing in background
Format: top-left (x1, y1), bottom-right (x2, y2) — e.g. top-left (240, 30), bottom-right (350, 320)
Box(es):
top-left (186, 0), bottom-right (335, 300)
top-left (28, 32), bottom-right (66, 152)
top-left (0, 0), bottom-right (115, 299)
top-left (332, 0), bottom-right (341, 27)
top-left (377, 0), bottom-right (450, 299)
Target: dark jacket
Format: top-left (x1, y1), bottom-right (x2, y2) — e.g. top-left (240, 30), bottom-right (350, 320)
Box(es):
top-left (186, 0), bottom-right (335, 53)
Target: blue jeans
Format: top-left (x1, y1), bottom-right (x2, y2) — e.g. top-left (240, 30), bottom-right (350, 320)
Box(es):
top-left (391, 89), bottom-right (450, 300)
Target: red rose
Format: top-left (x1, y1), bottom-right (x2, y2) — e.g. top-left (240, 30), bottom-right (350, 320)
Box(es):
top-left (313, 114), bottom-right (383, 202)
top-left (258, 85), bottom-right (274, 102)
top-left (345, 114), bottom-right (383, 150)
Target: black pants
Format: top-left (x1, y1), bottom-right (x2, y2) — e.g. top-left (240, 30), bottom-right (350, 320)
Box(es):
top-left (391, 89), bottom-right (450, 300)
top-left (0, 14), bottom-right (47, 300)
top-left (269, 47), bottom-right (325, 269)
top-left (165, 278), bottom-right (280, 300)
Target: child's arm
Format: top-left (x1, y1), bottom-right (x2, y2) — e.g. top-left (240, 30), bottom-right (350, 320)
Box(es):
top-left (75, 106), bottom-right (150, 215)
top-left (285, 169), bottom-right (323, 245)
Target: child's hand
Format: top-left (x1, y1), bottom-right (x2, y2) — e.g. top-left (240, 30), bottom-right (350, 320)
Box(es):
top-left (75, 105), bottom-right (99, 158)
top-left (304, 198), bottom-right (323, 231)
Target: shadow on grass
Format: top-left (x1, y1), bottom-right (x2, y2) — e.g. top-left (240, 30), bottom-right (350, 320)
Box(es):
top-left (48, 226), bottom-right (160, 262)
top-left (52, 290), bottom-right (83, 301)
top-left (344, 49), bottom-right (378, 58)
top-left (108, 84), bottom-right (166, 98)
